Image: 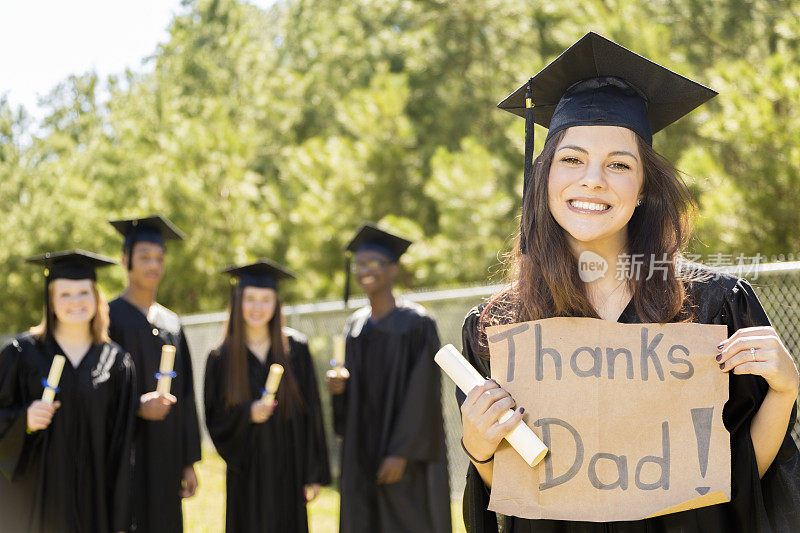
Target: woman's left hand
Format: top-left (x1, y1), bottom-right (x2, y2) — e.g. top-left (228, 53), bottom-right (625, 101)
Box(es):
top-left (718, 326), bottom-right (800, 397)
top-left (304, 483), bottom-right (322, 502)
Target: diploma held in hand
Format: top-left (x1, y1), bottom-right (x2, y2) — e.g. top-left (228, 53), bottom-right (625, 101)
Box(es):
top-left (156, 345), bottom-right (177, 395)
top-left (42, 355), bottom-right (66, 403)
top-left (261, 364), bottom-right (284, 404)
top-left (434, 344), bottom-right (548, 467)
top-left (332, 336), bottom-right (346, 367)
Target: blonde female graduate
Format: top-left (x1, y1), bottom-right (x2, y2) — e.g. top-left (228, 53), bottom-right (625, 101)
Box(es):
top-left (0, 251), bottom-right (136, 533)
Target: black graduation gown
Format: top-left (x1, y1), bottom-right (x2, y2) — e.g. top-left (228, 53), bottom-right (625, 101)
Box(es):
top-left (333, 300), bottom-right (452, 533)
top-left (458, 272), bottom-right (800, 532)
top-left (203, 328), bottom-right (331, 533)
top-left (108, 297), bottom-right (202, 533)
top-left (0, 334), bottom-right (136, 533)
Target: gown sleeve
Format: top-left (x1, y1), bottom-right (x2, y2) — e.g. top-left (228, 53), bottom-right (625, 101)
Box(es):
top-left (718, 278), bottom-right (800, 530)
top-left (456, 308), bottom-right (501, 533)
top-left (291, 339), bottom-right (331, 486)
top-left (203, 350), bottom-right (254, 467)
top-left (108, 350), bottom-right (137, 532)
top-left (178, 328), bottom-right (202, 467)
top-left (385, 315), bottom-right (445, 462)
top-left (0, 339), bottom-right (33, 481)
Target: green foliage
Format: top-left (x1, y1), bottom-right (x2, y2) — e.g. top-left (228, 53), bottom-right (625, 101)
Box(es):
top-left (1, 0), bottom-right (798, 333)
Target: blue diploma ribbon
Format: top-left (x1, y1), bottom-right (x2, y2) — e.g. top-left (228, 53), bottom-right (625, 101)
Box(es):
top-left (155, 371), bottom-right (177, 380)
top-left (41, 377), bottom-right (60, 393)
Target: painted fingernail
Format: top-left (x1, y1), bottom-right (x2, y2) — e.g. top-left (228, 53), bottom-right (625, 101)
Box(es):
top-left (717, 343), bottom-right (724, 350)
top-left (519, 407), bottom-right (525, 414)
top-left (715, 354), bottom-right (722, 361)
top-left (719, 363), bottom-right (725, 370)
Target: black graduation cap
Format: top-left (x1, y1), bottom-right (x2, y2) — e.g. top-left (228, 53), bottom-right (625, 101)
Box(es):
top-left (222, 259), bottom-right (297, 291)
top-left (109, 215), bottom-right (185, 268)
top-left (343, 223), bottom-right (413, 306)
top-left (498, 32), bottom-right (717, 252)
top-left (26, 250), bottom-right (117, 331)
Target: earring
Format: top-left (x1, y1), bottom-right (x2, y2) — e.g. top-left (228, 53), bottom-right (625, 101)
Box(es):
top-left (636, 198), bottom-right (643, 207)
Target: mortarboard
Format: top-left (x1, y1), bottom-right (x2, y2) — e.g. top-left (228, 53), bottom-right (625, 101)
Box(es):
top-left (109, 215), bottom-right (185, 269)
top-left (222, 259), bottom-right (297, 291)
top-left (26, 249), bottom-right (118, 282)
top-left (498, 32), bottom-right (717, 252)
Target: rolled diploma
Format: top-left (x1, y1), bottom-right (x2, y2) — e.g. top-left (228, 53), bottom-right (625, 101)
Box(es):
top-left (333, 336), bottom-right (346, 367)
top-left (434, 344), bottom-right (548, 467)
top-left (156, 345), bottom-right (176, 395)
top-left (261, 364), bottom-right (284, 404)
top-left (42, 355), bottom-right (66, 403)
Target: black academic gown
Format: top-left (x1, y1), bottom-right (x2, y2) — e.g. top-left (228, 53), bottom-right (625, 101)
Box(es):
top-left (0, 334), bottom-right (136, 533)
top-left (203, 328), bottom-right (331, 533)
top-left (108, 297), bottom-right (202, 533)
top-left (333, 300), bottom-right (452, 533)
top-left (458, 271), bottom-right (800, 533)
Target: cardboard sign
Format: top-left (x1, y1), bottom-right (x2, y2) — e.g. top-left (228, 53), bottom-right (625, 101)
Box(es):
top-left (486, 317), bottom-right (730, 522)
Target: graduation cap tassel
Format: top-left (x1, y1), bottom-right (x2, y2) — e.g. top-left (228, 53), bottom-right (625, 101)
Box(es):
top-left (343, 254), bottom-right (352, 308)
top-left (43, 271), bottom-right (53, 340)
top-left (125, 236), bottom-right (135, 271)
top-left (520, 80), bottom-right (534, 255)
top-left (229, 279), bottom-right (237, 313)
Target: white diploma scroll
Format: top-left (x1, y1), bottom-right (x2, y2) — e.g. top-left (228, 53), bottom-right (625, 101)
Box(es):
top-left (42, 355), bottom-right (66, 404)
top-left (261, 364), bottom-right (284, 404)
top-left (332, 336), bottom-right (346, 367)
top-left (156, 345), bottom-right (176, 395)
top-left (434, 344), bottom-right (548, 467)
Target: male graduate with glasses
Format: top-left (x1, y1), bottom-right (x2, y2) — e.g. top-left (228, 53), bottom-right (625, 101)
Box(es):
top-left (326, 223), bottom-right (451, 533)
top-left (107, 215), bottom-right (202, 533)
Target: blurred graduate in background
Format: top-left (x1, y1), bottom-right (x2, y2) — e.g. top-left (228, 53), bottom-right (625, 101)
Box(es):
top-left (204, 259), bottom-right (330, 532)
top-left (0, 251), bottom-right (136, 533)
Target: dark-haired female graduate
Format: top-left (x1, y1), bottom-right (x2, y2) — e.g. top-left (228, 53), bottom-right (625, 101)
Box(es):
top-left (204, 259), bottom-right (330, 533)
top-left (107, 215), bottom-right (202, 533)
top-left (458, 33), bottom-right (800, 532)
top-left (0, 251), bottom-right (136, 533)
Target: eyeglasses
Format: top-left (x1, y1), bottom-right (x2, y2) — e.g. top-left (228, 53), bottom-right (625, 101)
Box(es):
top-left (350, 259), bottom-right (390, 274)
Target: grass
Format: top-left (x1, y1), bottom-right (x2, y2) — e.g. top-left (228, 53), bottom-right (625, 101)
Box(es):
top-left (183, 446), bottom-right (467, 532)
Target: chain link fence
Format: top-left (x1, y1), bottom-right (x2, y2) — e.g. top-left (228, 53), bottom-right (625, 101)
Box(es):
top-left (181, 261), bottom-right (800, 498)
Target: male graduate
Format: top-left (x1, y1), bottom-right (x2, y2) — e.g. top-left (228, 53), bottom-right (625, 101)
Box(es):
top-left (107, 215), bottom-right (202, 533)
top-left (326, 223), bottom-right (451, 533)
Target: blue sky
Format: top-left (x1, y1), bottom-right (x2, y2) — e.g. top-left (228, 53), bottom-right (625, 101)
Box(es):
top-left (0, 0), bottom-right (274, 118)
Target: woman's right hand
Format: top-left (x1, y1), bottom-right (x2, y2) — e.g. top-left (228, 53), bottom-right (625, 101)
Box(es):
top-left (250, 399), bottom-right (276, 423)
top-left (27, 400), bottom-right (60, 432)
top-left (460, 380), bottom-right (524, 462)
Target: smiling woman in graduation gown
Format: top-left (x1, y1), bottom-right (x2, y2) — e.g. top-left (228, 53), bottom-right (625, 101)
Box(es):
top-left (203, 260), bottom-right (330, 533)
top-left (0, 251), bottom-right (136, 533)
top-left (457, 33), bottom-right (800, 532)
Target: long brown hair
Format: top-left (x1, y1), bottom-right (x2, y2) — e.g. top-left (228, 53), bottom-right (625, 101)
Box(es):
top-left (31, 280), bottom-right (110, 345)
top-left (218, 287), bottom-right (304, 416)
top-left (479, 129), bottom-right (698, 356)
